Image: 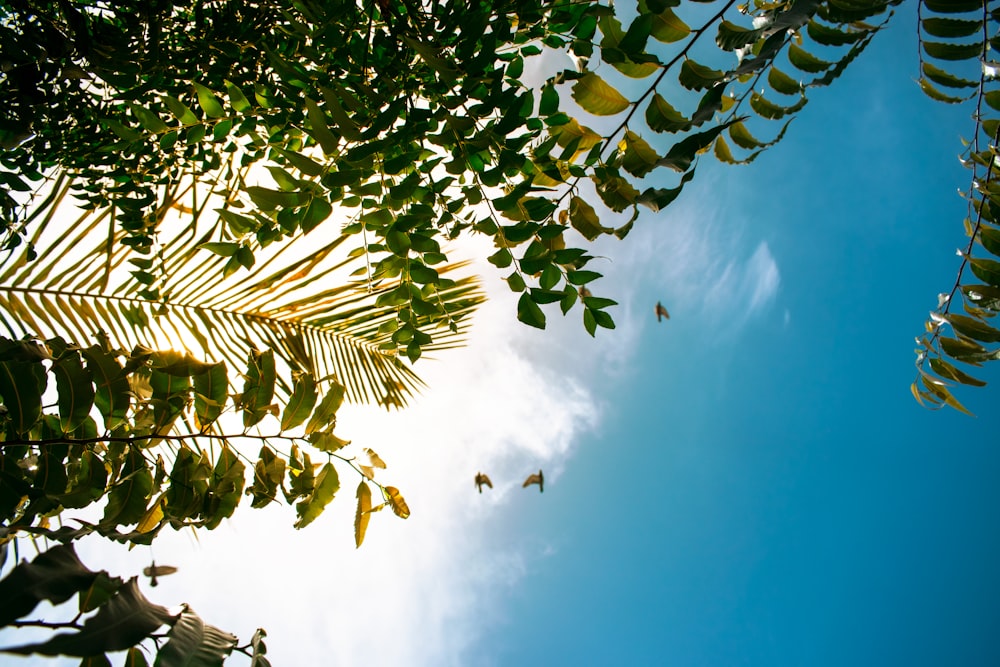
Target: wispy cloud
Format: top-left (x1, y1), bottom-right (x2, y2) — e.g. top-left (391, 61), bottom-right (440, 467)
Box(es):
top-left (596, 178), bottom-right (783, 346)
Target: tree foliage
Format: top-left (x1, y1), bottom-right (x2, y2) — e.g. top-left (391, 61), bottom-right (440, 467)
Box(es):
top-left (1, 0), bottom-right (998, 661)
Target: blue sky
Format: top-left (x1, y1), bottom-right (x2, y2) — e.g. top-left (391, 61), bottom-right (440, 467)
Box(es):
top-left (5, 4), bottom-right (1000, 667)
top-left (468, 7), bottom-right (1000, 666)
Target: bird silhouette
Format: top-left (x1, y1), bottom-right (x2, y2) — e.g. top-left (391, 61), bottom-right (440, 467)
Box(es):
top-left (475, 472), bottom-right (492, 493)
top-left (655, 301), bottom-right (670, 322)
top-left (522, 469), bottom-right (544, 493)
top-left (142, 561), bottom-right (178, 587)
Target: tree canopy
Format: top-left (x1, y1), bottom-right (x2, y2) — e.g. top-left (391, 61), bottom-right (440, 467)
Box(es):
top-left (1, 0), bottom-right (999, 662)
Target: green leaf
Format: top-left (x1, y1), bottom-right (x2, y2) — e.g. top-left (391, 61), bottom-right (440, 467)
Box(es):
top-left (658, 122), bottom-right (735, 172)
top-left (52, 351), bottom-right (95, 433)
top-left (319, 86), bottom-right (363, 140)
top-left (923, 41), bottom-right (983, 61)
top-left (806, 20), bottom-right (864, 46)
top-left (165, 446), bottom-right (210, 520)
top-left (571, 73), bottom-right (631, 115)
top-left (929, 357), bottom-right (987, 387)
top-left (969, 256), bottom-right (1000, 286)
top-left (301, 196), bottom-right (333, 233)
top-left (0, 544), bottom-right (98, 627)
top-left (716, 20), bottom-right (762, 51)
top-left (923, 0), bottom-right (985, 12)
top-left (82, 346), bottom-right (130, 430)
top-left (788, 44), bottom-right (831, 73)
top-left (619, 14), bottom-right (653, 56)
top-left (156, 608), bottom-right (237, 667)
top-left (130, 105), bottom-right (169, 134)
top-left (102, 446), bottom-right (154, 528)
top-left (282, 372), bottom-right (318, 431)
top-left (241, 349), bottom-right (276, 428)
top-left (948, 313), bottom-right (1000, 342)
top-left (922, 62), bottom-right (977, 89)
top-left (224, 80), bottom-right (252, 112)
top-left (517, 292), bottom-right (546, 329)
top-left (246, 186), bottom-right (308, 211)
top-left (274, 148), bottom-right (325, 177)
top-left (620, 131), bottom-right (659, 177)
top-left (750, 92), bottom-right (807, 119)
top-left (193, 362), bottom-right (227, 429)
top-left (304, 381), bottom-right (345, 434)
top-left (203, 446), bottom-right (245, 529)
top-left (922, 17), bottom-right (982, 38)
top-left (979, 226), bottom-right (1000, 255)
top-left (984, 90), bottom-right (1000, 112)
top-left (198, 242), bottom-right (239, 257)
top-left (192, 82), bottom-right (225, 119)
top-left (0, 359), bottom-right (46, 435)
top-left (248, 446), bottom-right (285, 508)
top-left (304, 98), bottom-right (339, 155)
top-left (678, 59), bottom-right (726, 90)
top-left (768, 67), bottom-right (802, 95)
top-left (163, 96), bottom-right (199, 125)
top-left (569, 195), bottom-right (606, 241)
top-left (645, 93), bottom-right (691, 133)
top-left (2, 579), bottom-right (174, 656)
top-left (294, 462), bottom-right (339, 529)
top-left (650, 8), bottom-right (689, 43)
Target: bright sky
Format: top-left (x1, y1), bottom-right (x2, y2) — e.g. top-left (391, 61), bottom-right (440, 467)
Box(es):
top-left (7, 5), bottom-right (1000, 667)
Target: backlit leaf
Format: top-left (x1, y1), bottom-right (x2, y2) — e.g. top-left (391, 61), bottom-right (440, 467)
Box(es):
top-left (355, 481), bottom-right (372, 548)
top-left (157, 608), bottom-right (238, 667)
top-left (51, 351), bottom-right (94, 433)
top-left (650, 8), bottom-right (690, 43)
top-left (304, 381), bottom-right (345, 434)
top-left (571, 73), bottom-right (630, 115)
top-left (192, 82), bottom-right (225, 119)
top-left (678, 59), bottom-right (726, 90)
top-left (281, 372), bottom-right (318, 431)
top-left (294, 462), bottom-right (339, 529)
top-left (0, 359), bottom-right (45, 434)
top-left (385, 486), bottom-right (410, 519)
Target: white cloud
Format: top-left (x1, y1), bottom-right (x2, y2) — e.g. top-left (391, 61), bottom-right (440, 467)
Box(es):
top-left (597, 180), bottom-right (783, 342)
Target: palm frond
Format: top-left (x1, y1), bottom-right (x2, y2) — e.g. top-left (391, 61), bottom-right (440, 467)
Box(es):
top-left (1, 175), bottom-right (484, 409)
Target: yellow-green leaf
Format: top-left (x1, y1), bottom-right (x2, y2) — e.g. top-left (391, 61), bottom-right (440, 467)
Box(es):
top-left (571, 73), bottom-right (630, 116)
top-left (355, 481), bottom-right (372, 548)
top-left (294, 462), bottom-right (340, 529)
top-left (385, 485), bottom-right (410, 519)
top-left (192, 82), bottom-right (225, 119)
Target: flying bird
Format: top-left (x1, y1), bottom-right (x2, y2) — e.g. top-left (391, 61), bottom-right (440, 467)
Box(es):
top-left (475, 472), bottom-right (492, 493)
top-left (142, 561), bottom-right (178, 587)
top-left (522, 469), bottom-right (544, 493)
top-left (655, 301), bottom-right (670, 322)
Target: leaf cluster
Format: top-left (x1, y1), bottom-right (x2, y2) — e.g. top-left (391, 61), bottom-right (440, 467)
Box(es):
top-left (0, 541), bottom-right (258, 665)
top-left (911, 1), bottom-right (1000, 413)
top-left (0, 334), bottom-right (406, 546)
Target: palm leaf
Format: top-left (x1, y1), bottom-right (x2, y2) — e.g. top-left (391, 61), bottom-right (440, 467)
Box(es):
top-left (0, 174), bottom-right (483, 410)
